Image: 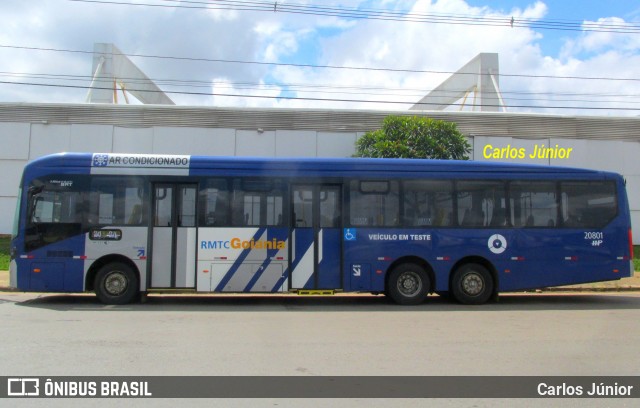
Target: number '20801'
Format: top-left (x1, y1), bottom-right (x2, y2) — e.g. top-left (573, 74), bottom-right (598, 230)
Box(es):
top-left (584, 231), bottom-right (603, 240)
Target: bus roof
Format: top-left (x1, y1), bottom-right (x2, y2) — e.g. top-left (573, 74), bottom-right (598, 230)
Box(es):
top-left (24, 152), bottom-right (618, 180)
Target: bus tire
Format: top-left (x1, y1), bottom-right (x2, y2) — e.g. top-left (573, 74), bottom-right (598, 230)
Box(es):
top-left (451, 263), bottom-right (493, 305)
top-left (94, 262), bottom-right (139, 305)
top-left (387, 263), bottom-right (430, 305)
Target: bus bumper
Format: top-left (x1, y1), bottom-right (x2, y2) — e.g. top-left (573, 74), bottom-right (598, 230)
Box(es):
top-left (9, 259), bottom-right (17, 289)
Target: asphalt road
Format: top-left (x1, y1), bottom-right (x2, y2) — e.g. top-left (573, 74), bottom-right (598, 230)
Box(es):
top-left (2, 292), bottom-right (640, 407)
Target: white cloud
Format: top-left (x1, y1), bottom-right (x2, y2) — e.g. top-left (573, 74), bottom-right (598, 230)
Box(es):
top-left (561, 17), bottom-right (640, 57)
top-left (209, 77), bottom-right (284, 108)
top-left (262, 0), bottom-right (640, 115)
top-left (0, 0), bottom-right (638, 115)
top-left (265, 0), bottom-right (550, 110)
top-left (257, 24), bottom-right (313, 63)
top-left (205, 7), bottom-right (240, 21)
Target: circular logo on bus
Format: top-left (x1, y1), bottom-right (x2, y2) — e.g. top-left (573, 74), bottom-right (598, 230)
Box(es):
top-left (488, 234), bottom-right (507, 254)
top-left (93, 154), bottom-right (109, 167)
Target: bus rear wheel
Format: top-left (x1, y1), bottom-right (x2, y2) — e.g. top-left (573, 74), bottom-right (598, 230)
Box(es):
top-left (451, 263), bottom-right (493, 305)
top-left (387, 263), bottom-right (430, 305)
top-left (94, 262), bottom-right (139, 305)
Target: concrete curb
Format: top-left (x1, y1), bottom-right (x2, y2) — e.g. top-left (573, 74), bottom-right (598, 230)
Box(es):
top-left (2, 271), bottom-right (639, 294)
top-left (1, 286), bottom-right (640, 295)
top-left (536, 287), bottom-right (640, 292)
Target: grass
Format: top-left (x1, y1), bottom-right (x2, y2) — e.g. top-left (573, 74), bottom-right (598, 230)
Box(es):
top-left (0, 237), bottom-right (638, 271)
top-left (0, 235), bottom-right (10, 271)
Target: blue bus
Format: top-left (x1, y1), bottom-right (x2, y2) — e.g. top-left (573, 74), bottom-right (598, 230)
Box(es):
top-left (10, 152), bottom-right (634, 305)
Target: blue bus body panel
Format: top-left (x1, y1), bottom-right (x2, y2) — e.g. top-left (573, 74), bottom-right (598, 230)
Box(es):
top-left (318, 228), bottom-right (341, 289)
top-left (14, 153), bottom-right (93, 292)
top-left (342, 223), bottom-right (631, 293)
top-left (25, 236), bottom-right (86, 292)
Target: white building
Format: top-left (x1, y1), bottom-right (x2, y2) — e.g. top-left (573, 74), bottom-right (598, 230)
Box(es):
top-left (0, 102), bottom-right (639, 240)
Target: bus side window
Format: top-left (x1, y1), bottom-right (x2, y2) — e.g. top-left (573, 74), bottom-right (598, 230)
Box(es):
top-left (510, 181), bottom-right (557, 228)
top-left (402, 180), bottom-right (453, 227)
top-left (227, 178), bottom-right (286, 227)
top-left (561, 181), bottom-right (617, 228)
top-left (127, 204), bottom-right (143, 225)
top-left (25, 183), bottom-right (84, 250)
top-left (456, 181), bottom-right (506, 228)
top-left (349, 180), bottom-right (399, 227)
top-left (243, 194), bottom-right (261, 226)
top-left (124, 187), bottom-right (145, 226)
top-left (293, 189), bottom-right (313, 228)
top-left (199, 179), bottom-right (230, 227)
top-left (89, 178), bottom-right (147, 226)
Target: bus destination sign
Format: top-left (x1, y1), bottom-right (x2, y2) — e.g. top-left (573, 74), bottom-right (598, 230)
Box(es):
top-left (89, 229), bottom-right (122, 241)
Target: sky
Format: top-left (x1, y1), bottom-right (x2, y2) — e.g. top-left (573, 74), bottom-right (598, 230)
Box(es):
top-left (0, 0), bottom-right (639, 116)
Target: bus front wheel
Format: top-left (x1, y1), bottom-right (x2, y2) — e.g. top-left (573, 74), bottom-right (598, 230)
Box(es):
top-left (387, 263), bottom-right (430, 305)
top-left (94, 262), bottom-right (139, 305)
top-left (451, 263), bottom-right (493, 305)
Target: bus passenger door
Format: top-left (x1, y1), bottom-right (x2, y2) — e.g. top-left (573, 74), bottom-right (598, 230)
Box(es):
top-left (150, 183), bottom-right (197, 289)
top-left (290, 185), bottom-right (342, 290)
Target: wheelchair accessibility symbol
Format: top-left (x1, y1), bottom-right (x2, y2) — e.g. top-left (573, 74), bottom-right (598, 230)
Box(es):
top-left (488, 234), bottom-right (507, 254)
top-left (344, 228), bottom-right (357, 241)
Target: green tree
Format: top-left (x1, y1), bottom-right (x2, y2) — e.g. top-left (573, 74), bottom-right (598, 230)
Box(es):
top-left (354, 115), bottom-right (471, 160)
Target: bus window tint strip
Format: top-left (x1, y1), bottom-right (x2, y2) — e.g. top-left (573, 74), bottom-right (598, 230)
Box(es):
top-left (348, 179), bottom-right (618, 229)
